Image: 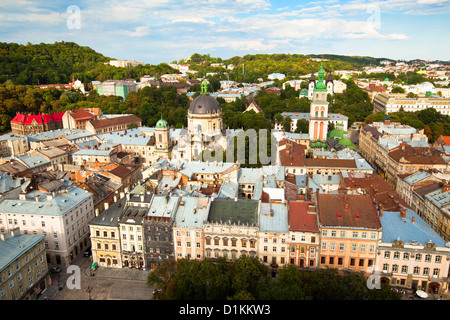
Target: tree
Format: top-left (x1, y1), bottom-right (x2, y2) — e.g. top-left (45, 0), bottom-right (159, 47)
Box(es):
top-left (282, 116), bottom-right (291, 132)
top-left (391, 86), bottom-right (405, 93)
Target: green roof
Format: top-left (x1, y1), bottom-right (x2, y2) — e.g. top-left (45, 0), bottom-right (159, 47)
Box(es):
top-left (156, 115), bottom-right (168, 128)
top-left (314, 63), bottom-right (328, 92)
top-left (299, 88), bottom-right (308, 96)
top-left (208, 198), bottom-right (259, 226)
top-left (328, 129), bottom-right (347, 139)
top-left (338, 138), bottom-right (357, 150)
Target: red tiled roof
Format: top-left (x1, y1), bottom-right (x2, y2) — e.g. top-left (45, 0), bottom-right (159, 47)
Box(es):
top-left (68, 109), bottom-right (96, 121)
top-left (341, 172), bottom-right (411, 212)
top-left (288, 201), bottom-right (319, 233)
top-left (278, 139), bottom-right (307, 167)
top-left (89, 115), bottom-right (141, 129)
top-left (441, 136), bottom-right (450, 146)
top-left (317, 193), bottom-right (381, 229)
top-left (389, 144), bottom-right (445, 165)
top-left (11, 112), bottom-right (65, 125)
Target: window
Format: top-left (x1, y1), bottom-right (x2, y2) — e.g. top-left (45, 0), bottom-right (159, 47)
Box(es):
top-left (384, 251), bottom-right (390, 259)
top-left (393, 252), bottom-right (400, 260)
top-left (435, 256), bottom-right (442, 263)
top-left (433, 268), bottom-right (440, 277)
top-left (401, 266), bottom-right (408, 274)
top-left (360, 244), bottom-right (366, 252)
top-left (403, 253), bottom-right (409, 260)
top-left (330, 243), bottom-right (335, 251)
top-left (413, 267), bottom-right (420, 275)
top-left (322, 242), bottom-right (327, 250)
top-left (352, 232), bottom-right (358, 238)
top-left (339, 243), bottom-right (344, 251)
top-left (415, 254), bottom-right (421, 261)
top-left (423, 267), bottom-right (429, 276)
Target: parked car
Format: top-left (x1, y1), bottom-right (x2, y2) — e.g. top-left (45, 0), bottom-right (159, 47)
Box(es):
top-left (50, 267), bottom-right (62, 273)
top-left (83, 247), bottom-right (91, 257)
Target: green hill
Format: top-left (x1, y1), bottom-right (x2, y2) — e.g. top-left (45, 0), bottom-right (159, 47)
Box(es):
top-left (0, 41), bottom-right (177, 85)
top-left (179, 53), bottom-right (392, 83)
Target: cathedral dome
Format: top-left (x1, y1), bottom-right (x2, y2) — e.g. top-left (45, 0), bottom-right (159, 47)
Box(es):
top-left (188, 80), bottom-right (221, 115)
top-left (156, 115), bottom-right (168, 128)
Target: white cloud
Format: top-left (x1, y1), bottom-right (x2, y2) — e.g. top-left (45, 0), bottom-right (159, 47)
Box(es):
top-left (123, 26), bottom-right (150, 37)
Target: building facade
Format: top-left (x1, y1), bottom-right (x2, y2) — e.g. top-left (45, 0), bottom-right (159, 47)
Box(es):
top-left (0, 229), bottom-right (50, 300)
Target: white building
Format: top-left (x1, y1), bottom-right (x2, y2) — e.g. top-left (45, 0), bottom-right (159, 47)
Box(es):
top-left (0, 185), bottom-right (94, 266)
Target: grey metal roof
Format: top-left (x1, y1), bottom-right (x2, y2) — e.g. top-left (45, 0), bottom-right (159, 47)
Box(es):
top-left (259, 203), bottom-right (289, 233)
top-left (380, 209), bottom-right (447, 247)
top-left (173, 197), bottom-right (210, 229)
top-left (0, 186), bottom-right (92, 217)
top-left (0, 234), bottom-right (45, 272)
top-left (188, 94), bottom-right (222, 115)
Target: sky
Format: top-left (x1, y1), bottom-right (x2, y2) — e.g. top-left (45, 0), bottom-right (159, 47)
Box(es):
top-left (0, 0), bottom-right (449, 64)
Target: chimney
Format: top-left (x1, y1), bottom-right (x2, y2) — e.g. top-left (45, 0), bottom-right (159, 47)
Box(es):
top-left (379, 205), bottom-right (383, 218)
top-left (400, 207), bottom-right (407, 219)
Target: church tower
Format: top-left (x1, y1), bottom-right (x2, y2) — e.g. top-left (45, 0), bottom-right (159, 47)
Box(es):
top-left (308, 69), bottom-right (316, 100)
top-left (155, 115), bottom-right (171, 159)
top-left (309, 63), bottom-right (329, 141)
top-left (326, 71), bottom-right (334, 96)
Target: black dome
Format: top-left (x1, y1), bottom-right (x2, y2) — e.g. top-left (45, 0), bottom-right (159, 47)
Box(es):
top-left (189, 94), bottom-right (222, 115)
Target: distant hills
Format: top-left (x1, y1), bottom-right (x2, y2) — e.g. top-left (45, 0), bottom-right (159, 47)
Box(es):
top-left (178, 53), bottom-right (395, 83)
top-left (1, 41), bottom-right (440, 87)
top-left (0, 42), bottom-right (177, 86)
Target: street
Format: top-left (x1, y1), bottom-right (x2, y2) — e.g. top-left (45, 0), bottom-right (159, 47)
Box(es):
top-left (45, 254), bottom-right (155, 300)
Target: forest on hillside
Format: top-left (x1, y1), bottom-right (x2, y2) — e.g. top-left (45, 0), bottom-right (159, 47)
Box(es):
top-left (0, 42), bottom-right (177, 86)
top-left (178, 53), bottom-right (389, 83)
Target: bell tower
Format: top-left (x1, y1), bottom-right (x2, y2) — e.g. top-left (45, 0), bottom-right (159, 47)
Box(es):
top-left (155, 114), bottom-right (171, 159)
top-left (309, 63), bottom-right (329, 141)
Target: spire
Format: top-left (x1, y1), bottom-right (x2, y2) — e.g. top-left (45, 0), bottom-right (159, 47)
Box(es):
top-left (309, 69), bottom-right (315, 81)
top-left (313, 63), bottom-right (327, 91)
top-left (200, 80), bottom-right (209, 94)
top-left (318, 62), bottom-right (324, 81)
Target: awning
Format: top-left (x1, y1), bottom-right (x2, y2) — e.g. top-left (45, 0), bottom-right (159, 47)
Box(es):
top-left (415, 290), bottom-right (428, 299)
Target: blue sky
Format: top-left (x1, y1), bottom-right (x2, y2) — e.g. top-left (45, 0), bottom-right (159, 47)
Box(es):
top-left (0, 0), bottom-right (449, 64)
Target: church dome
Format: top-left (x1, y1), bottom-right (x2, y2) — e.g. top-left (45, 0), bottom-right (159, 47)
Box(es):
top-left (156, 116), bottom-right (168, 128)
top-left (189, 95), bottom-right (221, 115)
top-left (188, 80), bottom-right (221, 115)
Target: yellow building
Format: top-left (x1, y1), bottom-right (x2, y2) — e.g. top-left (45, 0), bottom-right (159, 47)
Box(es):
top-left (317, 193), bottom-right (382, 276)
top-left (89, 196), bottom-right (127, 268)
